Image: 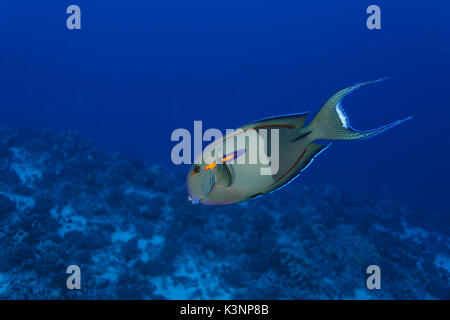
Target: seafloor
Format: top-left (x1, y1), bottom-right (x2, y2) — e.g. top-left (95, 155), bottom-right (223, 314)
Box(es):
top-left (0, 127), bottom-right (448, 299)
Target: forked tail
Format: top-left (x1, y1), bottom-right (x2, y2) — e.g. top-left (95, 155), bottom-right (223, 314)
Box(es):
top-left (295, 78), bottom-right (412, 142)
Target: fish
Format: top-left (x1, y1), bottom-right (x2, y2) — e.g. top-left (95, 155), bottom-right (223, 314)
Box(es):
top-left (186, 79), bottom-right (411, 206)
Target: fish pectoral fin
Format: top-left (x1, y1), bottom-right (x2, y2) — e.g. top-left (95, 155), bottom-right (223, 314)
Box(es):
top-left (215, 164), bottom-right (233, 188)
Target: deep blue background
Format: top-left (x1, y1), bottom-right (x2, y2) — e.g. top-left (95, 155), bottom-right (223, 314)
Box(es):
top-left (1, 1), bottom-right (449, 212)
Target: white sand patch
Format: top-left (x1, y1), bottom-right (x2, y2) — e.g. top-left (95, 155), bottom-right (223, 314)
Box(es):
top-left (151, 256), bottom-right (231, 299)
top-left (434, 254), bottom-right (450, 273)
top-left (100, 266), bottom-right (120, 282)
top-left (10, 163), bottom-right (42, 183)
top-left (51, 203), bottom-right (87, 237)
top-left (0, 273), bottom-right (8, 295)
top-left (138, 236), bottom-right (165, 262)
top-left (150, 235), bottom-right (165, 245)
top-left (111, 228), bottom-right (135, 242)
top-left (0, 191), bottom-right (35, 212)
top-left (9, 147), bottom-right (42, 183)
top-left (400, 222), bottom-right (429, 242)
top-left (372, 223), bottom-right (389, 233)
top-left (124, 187), bottom-right (161, 199)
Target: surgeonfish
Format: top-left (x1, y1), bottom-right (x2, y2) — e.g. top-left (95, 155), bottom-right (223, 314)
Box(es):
top-left (187, 79), bottom-right (411, 206)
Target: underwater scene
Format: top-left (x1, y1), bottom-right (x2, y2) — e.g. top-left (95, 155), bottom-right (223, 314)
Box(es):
top-left (0, 1), bottom-right (449, 299)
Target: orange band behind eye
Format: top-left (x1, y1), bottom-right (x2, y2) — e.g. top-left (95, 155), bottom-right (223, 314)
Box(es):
top-left (205, 152), bottom-right (237, 170)
top-left (205, 162), bottom-right (216, 170)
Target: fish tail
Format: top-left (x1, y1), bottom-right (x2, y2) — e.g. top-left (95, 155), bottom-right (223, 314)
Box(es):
top-left (296, 78), bottom-right (411, 141)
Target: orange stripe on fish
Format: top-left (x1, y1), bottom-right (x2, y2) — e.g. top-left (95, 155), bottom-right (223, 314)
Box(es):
top-left (205, 150), bottom-right (245, 170)
top-left (205, 162), bottom-right (216, 170)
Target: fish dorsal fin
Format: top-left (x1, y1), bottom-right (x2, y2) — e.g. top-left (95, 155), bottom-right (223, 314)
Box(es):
top-left (215, 164), bottom-right (233, 188)
top-left (241, 112), bottom-right (310, 131)
top-left (257, 143), bottom-right (330, 196)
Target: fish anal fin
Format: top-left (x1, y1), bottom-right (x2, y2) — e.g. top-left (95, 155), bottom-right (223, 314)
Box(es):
top-left (297, 143), bottom-right (330, 173)
top-left (249, 192), bottom-right (264, 199)
top-left (262, 143), bottom-right (330, 194)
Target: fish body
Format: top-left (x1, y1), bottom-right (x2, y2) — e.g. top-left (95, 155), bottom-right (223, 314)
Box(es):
top-left (187, 79), bottom-right (411, 206)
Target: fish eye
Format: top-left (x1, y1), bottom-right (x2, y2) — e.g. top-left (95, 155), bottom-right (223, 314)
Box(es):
top-left (193, 165), bottom-right (201, 174)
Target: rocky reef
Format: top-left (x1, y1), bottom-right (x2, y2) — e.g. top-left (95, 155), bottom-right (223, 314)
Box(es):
top-left (0, 127), bottom-right (448, 299)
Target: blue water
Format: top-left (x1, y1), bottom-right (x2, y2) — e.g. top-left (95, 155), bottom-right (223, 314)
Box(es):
top-left (0, 1), bottom-right (448, 299)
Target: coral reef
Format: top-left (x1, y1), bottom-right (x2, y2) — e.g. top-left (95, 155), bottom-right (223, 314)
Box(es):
top-left (0, 127), bottom-right (448, 299)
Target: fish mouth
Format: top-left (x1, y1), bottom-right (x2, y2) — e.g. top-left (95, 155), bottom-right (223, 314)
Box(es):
top-left (188, 195), bottom-right (200, 205)
top-left (187, 176), bottom-right (215, 205)
top-left (186, 188), bottom-right (198, 204)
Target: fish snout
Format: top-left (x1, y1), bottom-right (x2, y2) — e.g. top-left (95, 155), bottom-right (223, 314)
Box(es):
top-left (188, 196), bottom-right (200, 205)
